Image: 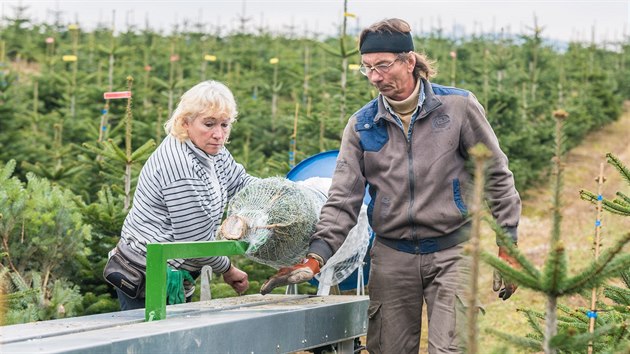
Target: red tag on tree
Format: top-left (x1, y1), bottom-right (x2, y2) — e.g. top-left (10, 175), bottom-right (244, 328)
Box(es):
top-left (103, 91), bottom-right (132, 99)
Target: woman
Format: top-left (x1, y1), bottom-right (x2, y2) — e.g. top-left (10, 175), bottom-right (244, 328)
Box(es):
top-left (105, 80), bottom-right (254, 310)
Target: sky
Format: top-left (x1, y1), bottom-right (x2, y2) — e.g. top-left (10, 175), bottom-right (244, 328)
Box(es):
top-left (2, 1), bottom-right (629, 45)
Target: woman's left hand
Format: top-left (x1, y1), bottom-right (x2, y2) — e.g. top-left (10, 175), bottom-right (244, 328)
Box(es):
top-left (223, 265), bottom-right (250, 295)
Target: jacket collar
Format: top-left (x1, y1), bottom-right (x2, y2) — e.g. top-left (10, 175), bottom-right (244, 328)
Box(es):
top-left (418, 78), bottom-right (442, 118)
top-left (184, 139), bottom-right (217, 168)
top-left (373, 77), bottom-right (441, 124)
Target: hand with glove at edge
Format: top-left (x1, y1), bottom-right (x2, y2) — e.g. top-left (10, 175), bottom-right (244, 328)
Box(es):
top-left (493, 245), bottom-right (519, 300)
top-left (260, 254), bottom-right (322, 295)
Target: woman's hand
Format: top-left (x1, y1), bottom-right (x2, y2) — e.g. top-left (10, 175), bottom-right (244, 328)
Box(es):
top-left (222, 265), bottom-right (249, 295)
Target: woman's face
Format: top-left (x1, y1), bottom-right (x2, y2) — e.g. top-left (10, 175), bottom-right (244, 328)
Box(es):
top-left (184, 115), bottom-right (231, 155)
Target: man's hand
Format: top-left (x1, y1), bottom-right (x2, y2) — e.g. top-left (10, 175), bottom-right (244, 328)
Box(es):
top-left (223, 265), bottom-right (249, 295)
top-left (492, 246), bottom-right (519, 301)
top-left (260, 257), bottom-right (321, 295)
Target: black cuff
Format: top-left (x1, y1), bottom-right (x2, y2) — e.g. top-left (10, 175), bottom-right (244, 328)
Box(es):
top-left (308, 239), bottom-right (334, 264)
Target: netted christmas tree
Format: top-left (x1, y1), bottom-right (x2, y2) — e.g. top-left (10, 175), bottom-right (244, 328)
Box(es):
top-left (481, 110), bottom-right (630, 354)
top-left (217, 177), bottom-right (325, 268)
top-left (217, 176), bottom-right (371, 287)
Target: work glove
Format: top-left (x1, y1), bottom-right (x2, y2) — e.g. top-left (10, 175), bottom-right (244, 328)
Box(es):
top-left (260, 256), bottom-right (321, 295)
top-left (166, 267), bottom-right (195, 305)
top-left (492, 246), bottom-right (519, 301)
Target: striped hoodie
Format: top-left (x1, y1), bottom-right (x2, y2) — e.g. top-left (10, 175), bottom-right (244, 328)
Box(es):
top-left (119, 134), bottom-right (256, 273)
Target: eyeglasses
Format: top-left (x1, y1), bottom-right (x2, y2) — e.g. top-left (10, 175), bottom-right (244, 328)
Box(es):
top-left (359, 58), bottom-right (400, 76)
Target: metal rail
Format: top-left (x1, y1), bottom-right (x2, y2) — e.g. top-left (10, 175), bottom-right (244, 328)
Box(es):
top-left (2, 295), bottom-right (369, 354)
top-left (2, 240), bottom-right (369, 353)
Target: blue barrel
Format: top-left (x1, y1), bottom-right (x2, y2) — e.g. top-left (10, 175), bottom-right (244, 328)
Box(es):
top-left (286, 150), bottom-right (372, 291)
top-left (286, 150), bottom-right (339, 181)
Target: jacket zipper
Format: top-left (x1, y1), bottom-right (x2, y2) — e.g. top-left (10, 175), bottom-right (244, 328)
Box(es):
top-left (405, 126), bottom-right (419, 251)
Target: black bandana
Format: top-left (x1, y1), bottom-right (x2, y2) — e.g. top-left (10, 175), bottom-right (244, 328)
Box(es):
top-left (360, 31), bottom-right (414, 54)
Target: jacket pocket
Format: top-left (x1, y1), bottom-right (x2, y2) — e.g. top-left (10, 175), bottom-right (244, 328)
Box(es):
top-left (452, 178), bottom-right (468, 218)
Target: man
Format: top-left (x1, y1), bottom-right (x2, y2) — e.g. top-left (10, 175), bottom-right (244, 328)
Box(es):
top-left (261, 18), bottom-right (521, 353)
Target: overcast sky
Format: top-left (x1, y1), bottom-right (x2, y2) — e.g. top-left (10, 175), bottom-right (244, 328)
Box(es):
top-left (2, 1), bottom-right (629, 44)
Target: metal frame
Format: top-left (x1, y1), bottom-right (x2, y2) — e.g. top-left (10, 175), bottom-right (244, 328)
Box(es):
top-left (2, 240), bottom-right (370, 353)
top-left (144, 240), bottom-right (249, 321)
top-left (1, 295), bottom-right (368, 353)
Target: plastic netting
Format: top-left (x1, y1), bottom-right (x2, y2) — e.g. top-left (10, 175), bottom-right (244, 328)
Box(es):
top-left (217, 177), bottom-right (326, 269)
top-left (299, 178), bottom-right (371, 287)
top-left (217, 176), bottom-right (371, 286)
top-left (315, 203), bottom-right (370, 287)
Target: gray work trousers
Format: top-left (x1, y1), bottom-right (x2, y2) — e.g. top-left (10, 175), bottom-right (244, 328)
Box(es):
top-left (366, 240), bottom-right (470, 354)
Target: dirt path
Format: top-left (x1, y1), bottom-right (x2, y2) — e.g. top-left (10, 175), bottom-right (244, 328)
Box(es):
top-left (519, 103), bottom-right (630, 268)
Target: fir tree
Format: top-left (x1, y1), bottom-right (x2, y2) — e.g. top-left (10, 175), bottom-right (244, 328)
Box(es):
top-left (482, 110), bottom-right (630, 354)
top-left (0, 160), bottom-right (91, 324)
top-left (580, 153), bottom-right (630, 217)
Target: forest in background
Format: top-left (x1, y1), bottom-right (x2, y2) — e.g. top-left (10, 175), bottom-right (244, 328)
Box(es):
top-left (0, 3), bottom-right (629, 324)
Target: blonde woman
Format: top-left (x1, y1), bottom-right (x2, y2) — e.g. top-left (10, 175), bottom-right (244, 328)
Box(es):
top-left (105, 81), bottom-right (254, 310)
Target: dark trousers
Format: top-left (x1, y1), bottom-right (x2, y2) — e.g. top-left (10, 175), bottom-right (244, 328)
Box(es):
top-left (366, 240), bottom-right (469, 353)
top-left (116, 288), bottom-right (145, 310)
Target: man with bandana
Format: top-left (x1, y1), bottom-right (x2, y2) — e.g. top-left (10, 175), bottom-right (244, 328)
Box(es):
top-left (261, 18), bottom-right (522, 353)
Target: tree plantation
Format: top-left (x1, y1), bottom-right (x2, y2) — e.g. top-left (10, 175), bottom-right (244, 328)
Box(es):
top-left (1, 4), bottom-right (629, 353)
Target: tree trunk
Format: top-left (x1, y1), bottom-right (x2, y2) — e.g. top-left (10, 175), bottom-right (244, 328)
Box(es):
top-left (544, 295), bottom-right (558, 354)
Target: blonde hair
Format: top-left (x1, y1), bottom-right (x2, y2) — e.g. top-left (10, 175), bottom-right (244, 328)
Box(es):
top-left (164, 80), bottom-right (238, 141)
top-left (360, 18), bottom-right (437, 80)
